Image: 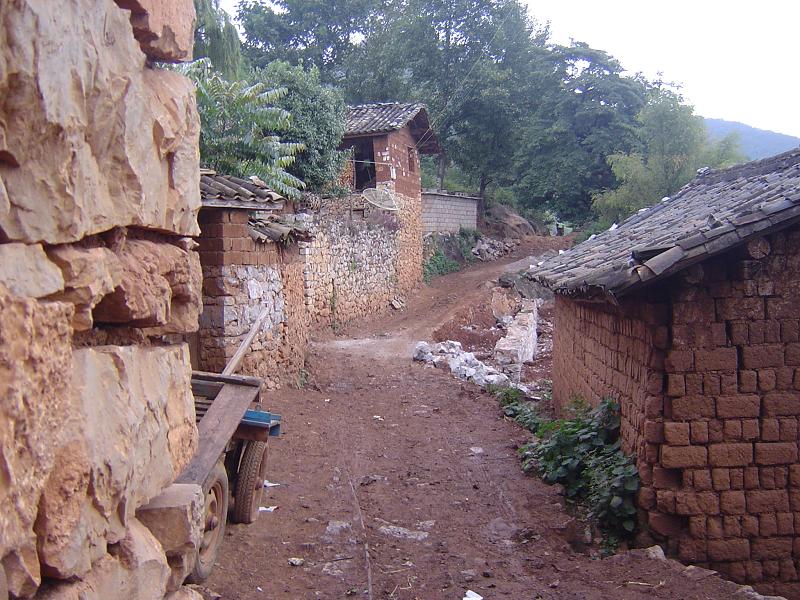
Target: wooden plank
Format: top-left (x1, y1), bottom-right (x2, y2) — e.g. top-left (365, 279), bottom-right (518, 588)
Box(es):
top-left (176, 383), bottom-right (260, 485)
top-left (222, 308), bottom-right (272, 377)
top-left (190, 380), bottom-right (223, 399)
top-left (192, 370), bottom-right (262, 389)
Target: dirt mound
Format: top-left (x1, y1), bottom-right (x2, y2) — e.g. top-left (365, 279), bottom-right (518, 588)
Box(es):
top-left (483, 203), bottom-right (538, 238)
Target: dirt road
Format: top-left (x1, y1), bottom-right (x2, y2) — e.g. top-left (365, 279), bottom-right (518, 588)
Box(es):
top-left (206, 243), bottom-right (752, 600)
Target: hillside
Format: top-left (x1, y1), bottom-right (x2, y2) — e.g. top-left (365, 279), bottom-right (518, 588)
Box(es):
top-left (705, 117), bottom-right (800, 160)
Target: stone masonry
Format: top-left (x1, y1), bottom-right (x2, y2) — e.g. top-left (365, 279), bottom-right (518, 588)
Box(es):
top-left (553, 225), bottom-right (800, 598)
top-left (0, 2), bottom-right (205, 599)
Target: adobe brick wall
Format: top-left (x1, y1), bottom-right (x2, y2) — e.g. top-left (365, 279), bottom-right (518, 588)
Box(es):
top-left (421, 192), bottom-right (479, 234)
top-left (553, 225), bottom-right (800, 597)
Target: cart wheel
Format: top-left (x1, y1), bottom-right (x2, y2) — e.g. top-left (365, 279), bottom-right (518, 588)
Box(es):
top-left (232, 440), bottom-right (268, 524)
top-left (186, 461), bottom-right (229, 583)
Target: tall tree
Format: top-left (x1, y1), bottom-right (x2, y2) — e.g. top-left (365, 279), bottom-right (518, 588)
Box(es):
top-left (194, 0), bottom-right (246, 80)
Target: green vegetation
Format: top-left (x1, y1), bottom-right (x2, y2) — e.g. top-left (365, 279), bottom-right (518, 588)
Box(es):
top-left (423, 250), bottom-right (460, 282)
top-left (181, 61), bottom-right (306, 198)
top-left (193, 0), bottom-right (245, 80)
top-left (487, 386), bottom-right (640, 548)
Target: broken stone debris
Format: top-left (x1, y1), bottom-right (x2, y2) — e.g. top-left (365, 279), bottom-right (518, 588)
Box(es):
top-left (378, 524), bottom-right (429, 542)
top-left (413, 340), bottom-right (511, 389)
top-left (494, 299), bottom-right (541, 382)
top-left (471, 237), bottom-right (518, 261)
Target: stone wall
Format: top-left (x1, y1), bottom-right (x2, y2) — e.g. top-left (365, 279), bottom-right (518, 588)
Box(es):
top-left (0, 2), bottom-right (204, 599)
top-left (421, 191), bottom-right (479, 234)
top-left (553, 226), bottom-right (800, 597)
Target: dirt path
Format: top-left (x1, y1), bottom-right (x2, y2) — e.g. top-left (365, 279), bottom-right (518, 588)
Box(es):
top-left (207, 242), bottom-right (752, 600)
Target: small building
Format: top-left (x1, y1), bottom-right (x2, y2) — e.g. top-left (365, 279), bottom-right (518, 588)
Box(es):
top-left (532, 149), bottom-right (800, 596)
top-left (421, 189), bottom-right (479, 234)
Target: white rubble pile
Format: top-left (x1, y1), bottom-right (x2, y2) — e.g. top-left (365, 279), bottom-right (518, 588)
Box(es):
top-left (471, 237), bottom-right (519, 261)
top-left (413, 340), bottom-right (511, 388)
top-left (494, 299), bottom-right (541, 382)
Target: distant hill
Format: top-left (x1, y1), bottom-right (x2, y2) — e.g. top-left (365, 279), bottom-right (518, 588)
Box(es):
top-left (704, 118), bottom-right (800, 160)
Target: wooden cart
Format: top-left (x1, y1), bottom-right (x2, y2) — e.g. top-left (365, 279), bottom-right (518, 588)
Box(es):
top-left (176, 370), bottom-right (281, 583)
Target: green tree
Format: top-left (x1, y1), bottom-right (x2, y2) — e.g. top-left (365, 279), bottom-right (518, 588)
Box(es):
top-left (194, 0), bottom-right (246, 80)
top-left (592, 87), bottom-right (745, 224)
top-left (181, 60), bottom-right (306, 198)
top-left (257, 61), bottom-right (348, 190)
top-left (512, 43), bottom-right (647, 223)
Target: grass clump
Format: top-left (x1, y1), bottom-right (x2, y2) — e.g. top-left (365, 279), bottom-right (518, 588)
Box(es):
top-left (423, 249), bottom-right (460, 282)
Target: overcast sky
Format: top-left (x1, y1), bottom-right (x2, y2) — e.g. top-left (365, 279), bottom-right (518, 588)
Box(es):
top-left (218, 0), bottom-right (800, 138)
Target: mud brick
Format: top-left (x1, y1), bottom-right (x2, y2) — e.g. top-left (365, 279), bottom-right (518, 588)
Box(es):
top-left (790, 465), bottom-right (800, 487)
top-left (747, 490), bottom-right (790, 513)
top-left (775, 467), bottom-right (788, 488)
top-left (791, 490), bottom-right (800, 511)
top-left (759, 369), bottom-right (778, 392)
top-left (756, 442), bottom-right (799, 465)
top-left (777, 512), bottom-right (795, 535)
top-left (718, 296), bottom-right (766, 321)
top-left (742, 419), bottom-right (760, 441)
top-left (768, 296), bottom-right (800, 319)
top-left (667, 374), bottom-right (685, 397)
top-left (656, 490), bottom-right (676, 513)
top-left (775, 366), bottom-right (795, 390)
top-left (708, 538), bottom-right (750, 561)
top-left (795, 536), bottom-right (800, 557)
top-left (644, 420), bottom-right (664, 443)
top-left (684, 373), bottom-right (703, 395)
top-left (671, 396), bottom-right (715, 420)
top-left (709, 443), bottom-right (753, 467)
top-left (689, 515), bottom-right (706, 538)
top-left (676, 491), bottom-right (720, 515)
top-left (652, 325), bottom-right (670, 349)
top-left (764, 560), bottom-right (781, 579)
top-left (653, 467), bottom-right (682, 489)
top-left (646, 372), bottom-right (664, 394)
top-left (708, 419), bottom-right (725, 443)
top-left (648, 512), bottom-right (685, 537)
top-left (640, 302), bottom-right (670, 325)
top-left (674, 300), bottom-right (715, 324)
top-left (745, 467), bottom-right (761, 489)
top-left (712, 468), bottom-right (731, 490)
top-left (743, 280), bottom-right (760, 297)
top-left (752, 537), bottom-right (794, 560)
top-left (761, 467), bottom-right (777, 489)
top-left (665, 350), bottom-right (694, 372)
top-left (691, 421), bottom-right (709, 444)
top-left (679, 537), bottom-right (708, 562)
top-left (739, 370), bottom-right (758, 393)
top-left (787, 343), bottom-right (800, 366)
top-left (722, 490), bottom-right (747, 514)
top-left (662, 445), bottom-right (707, 468)
top-left (766, 320), bottom-right (782, 343)
top-left (762, 418), bottom-right (781, 441)
top-left (693, 469), bottom-right (713, 491)
top-left (730, 321), bottom-right (750, 345)
top-left (724, 515), bottom-right (742, 538)
top-left (706, 516), bottom-right (723, 539)
top-left (639, 464), bottom-right (653, 486)
top-left (682, 469), bottom-right (694, 487)
top-left (638, 486), bottom-right (656, 510)
top-left (717, 394), bottom-right (761, 418)
top-left (764, 392), bottom-right (800, 416)
top-left (760, 513), bottom-right (778, 536)
top-left (664, 422), bottom-right (690, 445)
top-left (711, 322), bottom-right (728, 346)
top-left (721, 373), bottom-right (739, 394)
top-left (645, 443), bottom-right (659, 464)
top-left (703, 373), bottom-right (722, 396)
top-left (645, 395), bottom-right (663, 418)
top-left (728, 560), bottom-right (747, 583)
top-left (750, 321), bottom-right (766, 345)
top-left (795, 368), bottom-right (800, 390)
top-left (695, 347), bottom-right (738, 372)
top-left (743, 515), bottom-right (760, 537)
top-left (724, 420), bottom-right (743, 441)
top-left (779, 559), bottom-right (798, 583)
top-left (782, 319), bottom-right (800, 343)
top-left (743, 344), bottom-right (784, 369)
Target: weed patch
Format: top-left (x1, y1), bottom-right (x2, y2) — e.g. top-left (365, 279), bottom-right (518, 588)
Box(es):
top-left (423, 249), bottom-right (460, 282)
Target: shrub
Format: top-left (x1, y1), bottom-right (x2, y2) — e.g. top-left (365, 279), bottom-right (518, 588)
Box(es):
top-left (423, 249), bottom-right (460, 282)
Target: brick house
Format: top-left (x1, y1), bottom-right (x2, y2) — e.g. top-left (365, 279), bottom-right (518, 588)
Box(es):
top-left (532, 149), bottom-right (800, 596)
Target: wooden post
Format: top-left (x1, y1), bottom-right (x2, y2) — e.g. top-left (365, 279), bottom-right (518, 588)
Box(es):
top-left (221, 308), bottom-right (270, 376)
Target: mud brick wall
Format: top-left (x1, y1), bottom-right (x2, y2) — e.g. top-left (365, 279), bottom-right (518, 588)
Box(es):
top-left (421, 191), bottom-right (479, 234)
top-left (554, 226), bottom-right (800, 597)
top-left (552, 293), bottom-right (670, 466)
top-left (196, 209), bottom-right (310, 388)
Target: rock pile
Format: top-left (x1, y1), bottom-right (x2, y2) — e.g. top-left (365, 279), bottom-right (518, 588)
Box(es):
top-left (413, 340), bottom-right (511, 388)
top-left (494, 300), bottom-right (541, 382)
top-left (471, 237), bottom-right (519, 261)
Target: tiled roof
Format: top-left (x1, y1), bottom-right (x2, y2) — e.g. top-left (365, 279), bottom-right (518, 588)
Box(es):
top-left (345, 102), bottom-right (427, 136)
top-left (249, 215), bottom-right (312, 245)
top-left (344, 102), bottom-right (440, 153)
top-left (200, 170), bottom-right (285, 210)
top-left (532, 148), bottom-right (800, 300)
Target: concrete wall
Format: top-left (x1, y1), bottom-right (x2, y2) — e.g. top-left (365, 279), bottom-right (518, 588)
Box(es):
top-left (421, 191), bottom-right (479, 233)
top-left (552, 225), bottom-right (800, 597)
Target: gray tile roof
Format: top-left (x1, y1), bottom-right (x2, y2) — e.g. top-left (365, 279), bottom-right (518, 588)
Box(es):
top-left (532, 148), bottom-right (800, 300)
top-left (344, 102), bottom-right (440, 153)
top-left (200, 170), bottom-right (285, 210)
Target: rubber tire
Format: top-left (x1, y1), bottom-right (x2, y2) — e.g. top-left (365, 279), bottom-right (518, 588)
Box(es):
top-left (232, 440), bottom-right (268, 524)
top-left (186, 461), bottom-right (229, 584)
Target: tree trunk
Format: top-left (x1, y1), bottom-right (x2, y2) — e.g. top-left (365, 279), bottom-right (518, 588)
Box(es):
top-left (437, 153), bottom-right (447, 190)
